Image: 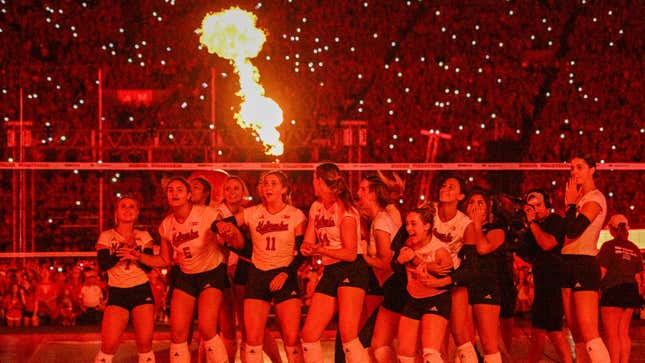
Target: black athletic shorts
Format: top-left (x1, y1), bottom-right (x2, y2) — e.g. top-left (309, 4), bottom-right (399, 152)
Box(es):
top-left (453, 245), bottom-right (478, 287)
top-left (381, 273), bottom-right (407, 314)
top-left (107, 282), bottom-right (154, 310)
top-left (401, 291), bottom-right (451, 321)
top-left (601, 283), bottom-right (642, 309)
top-left (561, 255), bottom-right (601, 291)
top-left (171, 263), bottom-right (230, 298)
top-left (234, 259), bottom-right (251, 285)
top-left (366, 268), bottom-right (384, 296)
top-left (315, 256), bottom-right (370, 297)
top-left (468, 278), bottom-right (501, 306)
top-left (245, 266), bottom-right (300, 303)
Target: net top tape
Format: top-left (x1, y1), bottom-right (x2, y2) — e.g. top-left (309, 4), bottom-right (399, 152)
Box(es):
top-left (1, 162), bottom-right (643, 171)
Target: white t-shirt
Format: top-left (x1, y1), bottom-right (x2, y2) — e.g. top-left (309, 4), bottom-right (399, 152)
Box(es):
top-left (430, 208), bottom-right (471, 268)
top-left (96, 229), bottom-right (152, 288)
top-left (244, 204), bottom-right (306, 271)
top-left (159, 205), bottom-right (223, 273)
top-left (309, 200), bottom-right (363, 265)
top-left (368, 210), bottom-right (397, 285)
top-left (406, 240), bottom-right (451, 299)
top-left (213, 203), bottom-right (234, 220)
top-left (562, 189), bottom-right (607, 256)
top-left (79, 285), bottom-right (103, 308)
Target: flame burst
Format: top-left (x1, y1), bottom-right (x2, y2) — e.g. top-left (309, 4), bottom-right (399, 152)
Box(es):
top-left (199, 7), bottom-right (284, 156)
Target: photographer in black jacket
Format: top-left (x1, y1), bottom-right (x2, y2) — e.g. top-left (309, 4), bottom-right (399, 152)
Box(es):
top-left (519, 190), bottom-right (573, 363)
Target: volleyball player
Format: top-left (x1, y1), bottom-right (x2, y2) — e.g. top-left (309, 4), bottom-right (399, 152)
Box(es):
top-left (561, 154), bottom-right (610, 363)
top-left (396, 203), bottom-right (453, 363)
top-left (218, 170), bottom-right (306, 363)
top-left (300, 163), bottom-right (370, 363)
top-left (463, 189), bottom-right (507, 363)
top-left (120, 177), bottom-right (234, 363)
top-left (356, 175), bottom-right (400, 363)
top-left (95, 195), bottom-right (155, 363)
top-left (190, 175), bottom-right (237, 363)
top-left (430, 176), bottom-right (476, 363)
top-left (376, 170), bottom-right (405, 227)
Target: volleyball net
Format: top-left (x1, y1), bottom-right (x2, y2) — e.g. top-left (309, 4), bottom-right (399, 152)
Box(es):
top-left (0, 161), bottom-right (643, 258)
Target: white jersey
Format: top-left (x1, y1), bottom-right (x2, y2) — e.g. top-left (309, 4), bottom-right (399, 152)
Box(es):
top-left (96, 229), bottom-right (152, 288)
top-left (213, 203), bottom-right (234, 220)
top-left (406, 239), bottom-right (451, 299)
top-left (309, 200), bottom-right (363, 266)
top-left (562, 189), bottom-right (607, 256)
top-left (430, 208), bottom-right (471, 269)
top-left (244, 204), bottom-right (306, 271)
top-left (159, 205), bottom-right (223, 274)
top-left (368, 210), bottom-right (397, 285)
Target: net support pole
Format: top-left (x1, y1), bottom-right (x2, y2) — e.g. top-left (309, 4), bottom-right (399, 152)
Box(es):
top-left (210, 67), bottom-right (216, 162)
top-left (19, 87), bottom-right (26, 252)
top-left (98, 68), bottom-right (104, 232)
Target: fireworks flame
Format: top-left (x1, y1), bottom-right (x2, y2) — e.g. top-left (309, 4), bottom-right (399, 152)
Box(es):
top-left (199, 7), bottom-right (283, 156)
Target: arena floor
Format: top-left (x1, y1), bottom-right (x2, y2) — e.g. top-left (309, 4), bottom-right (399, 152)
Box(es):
top-left (1, 318), bottom-right (644, 362)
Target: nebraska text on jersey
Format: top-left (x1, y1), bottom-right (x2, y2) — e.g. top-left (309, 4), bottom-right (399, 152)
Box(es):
top-left (244, 204), bottom-right (306, 271)
top-left (172, 230), bottom-right (200, 246)
top-left (256, 220), bottom-right (290, 235)
top-left (159, 205), bottom-right (223, 274)
top-left (97, 229), bottom-right (152, 288)
top-left (314, 215), bottom-right (336, 229)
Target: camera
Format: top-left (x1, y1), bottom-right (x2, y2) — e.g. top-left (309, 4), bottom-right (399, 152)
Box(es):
top-left (490, 193), bottom-right (530, 244)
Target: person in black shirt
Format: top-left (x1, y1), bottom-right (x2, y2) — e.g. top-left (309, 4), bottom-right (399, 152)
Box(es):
top-left (520, 190), bottom-right (573, 363)
top-left (597, 214), bottom-right (643, 363)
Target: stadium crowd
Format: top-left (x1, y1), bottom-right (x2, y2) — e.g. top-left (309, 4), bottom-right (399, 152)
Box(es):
top-left (0, 2), bottom-right (642, 350)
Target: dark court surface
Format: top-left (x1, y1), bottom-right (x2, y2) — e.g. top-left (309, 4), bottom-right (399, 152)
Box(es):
top-left (1, 318), bottom-right (644, 362)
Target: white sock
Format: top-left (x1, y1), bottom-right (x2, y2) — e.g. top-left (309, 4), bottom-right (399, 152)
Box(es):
top-left (204, 335), bottom-right (229, 363)
top-left (244, 344), bottom-right (263, 363)
top-left (397, 355), bottom-right (415, 363)
top-left (94, 351), bottom-right (114, 363)
top-left (170, 342), bottom-right (190, 363)
top-left (423, 348), bottom-right (444, 363)
top-left (222, 337), bottom-right (237, 362)
top-left (456, 342), bottom-right (478, 363)
top-left (586, 337), bottom-right (610, 363)
top-left (342, 337), bottom-right (370, 363)
top-left (373, 345), bottom-right (397, 363)
top-left (483, 352), bottom-right (502, 363)
top-left (138, 351), bottom-right (156, 363)
top-left (302, 340), bottom-right (323, 363)
top-left (285, 344), bottom-right (304, 363)
top-left (240, 342), bottom-right (247, 363)
top-left (575, 342), bottom-right (588, 363)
